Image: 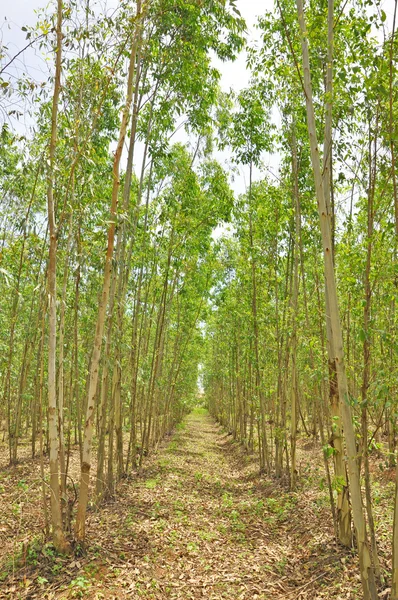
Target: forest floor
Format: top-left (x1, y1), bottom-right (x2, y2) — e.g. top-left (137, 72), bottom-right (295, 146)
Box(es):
top-left (0, 409), bottom-right (395, 599)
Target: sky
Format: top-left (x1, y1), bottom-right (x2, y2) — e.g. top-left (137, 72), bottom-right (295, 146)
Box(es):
top-left (1, 0), bottom-right (397, 197)
top-left (0, 0), bottom-right (273, 105)
top-left (1, 0), bottom-right (275, 198)
top-left (3, 0), bottom-right (397, 88)
top-left (1, 0), bottom-right (270, 92)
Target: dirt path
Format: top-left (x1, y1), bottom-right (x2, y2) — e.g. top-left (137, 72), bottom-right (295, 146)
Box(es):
top-left (2, 410), bottom-right (361, 599)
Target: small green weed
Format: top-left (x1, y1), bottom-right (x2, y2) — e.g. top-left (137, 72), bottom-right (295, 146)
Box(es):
top-left (173, 499), bottom-right (184, 511)
top-left (277, 556), bottom-right (287, 574)
top-left (265, 496), bottom-right (296, 521)
top-left (158, 457), bottom-right (170, 469)
top-left (222, 492), bottom-right (233, 508)
top-left (17, 480), bottom-right (29, 492)
top-left (198, 530), bottom-right (217, 541)
top-left (51, 563), bottom-right (63, 575)
top-left (187, 541), bottom-right (199, 553)
top-left (84, 562), bottom-right (100, 576)
top-left (150, 500), bottom-right (162, 519)
top-left (167, 441), bottom-right (178, 453)
top-left (168, 530), bottom-right (179, 545)
top-left (69, 575), bottom-right (91, 598)
top-left (254, 500), bottom-right (264, 516)
top-left (229, 509), bottom-right (246, 533)
top-left (154, 518), bottom-right (168, 532)
top-left (145, 476), bottom-right (160, 490)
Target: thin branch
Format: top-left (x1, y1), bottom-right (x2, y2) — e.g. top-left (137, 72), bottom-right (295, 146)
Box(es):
top-left (0, 34), bottom-right (45, 76)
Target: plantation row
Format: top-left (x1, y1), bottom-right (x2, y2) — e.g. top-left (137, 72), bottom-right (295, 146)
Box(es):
top-left (1, 0), bottom-right (398, 598)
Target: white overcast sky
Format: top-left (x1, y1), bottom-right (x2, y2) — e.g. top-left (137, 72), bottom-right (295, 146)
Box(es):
top-left (1, 0), bottom-right (273, 92)
top-left (2, 0), bottom-right (397, 116)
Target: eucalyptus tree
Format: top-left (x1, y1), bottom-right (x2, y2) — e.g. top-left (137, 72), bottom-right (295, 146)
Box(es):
top-left (71, 0), bottom-right (245, 540)
top-left (127, 143), bottom-right (233, 462)
top-left (82, 0), bottom-right (245, 505)
top-left (0, 129), bottom-right (46, 461)
top-left (204, 2), bottom-right (398, 596)
top-left (1, 0), bottom-right (245, 548)
top-left (215, 84), bottom-right (274, 472)
top-left (253, 0), bottom-right (398, 560)
top-left (74, 0), bottom-right (147, 542)
top-left (253, 0), bottom-right (355, 540)
top-left (45, 0), bottom-right (71, 554)
top-left (5, 2), bottom-right (398, 594)
top-left (292, 0), bottom-right (389, 594)
top-left (205, 177), bottom-right (292, 476)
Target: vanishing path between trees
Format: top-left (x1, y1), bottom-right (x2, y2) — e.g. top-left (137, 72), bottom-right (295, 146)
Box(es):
top-left (63, 409), bottom-right (358, 600)
top-left (3, 410), bottom-right (360, 599)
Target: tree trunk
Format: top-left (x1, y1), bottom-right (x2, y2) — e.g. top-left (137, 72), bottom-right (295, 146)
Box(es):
top-left (321, 0), bottom-right (352, 547)
top-left (46, 0), bottom-right (70, 554)
top-left (248, 163), bottom-right (269, 473)
top-left (75, 0), bottom-right (144, 543)
top-left (295, 0), bottom-right (377, 596)
top-left (361, 121), bottom-right (381, 582)
top-left (58, 215), bottom-right (73, 504)
top-left (290, 122), bottom-right (300, 490)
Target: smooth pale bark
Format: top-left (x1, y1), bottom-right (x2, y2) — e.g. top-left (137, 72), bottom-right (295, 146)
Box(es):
top-left (327, 296), bottom-right (351, 547)
top-left (318, 392), bottom-right (337, 538)
top-left (248, 164), bottom-right (269, 473)
top-left (110, 55), bottom-right (143, 484)
top-left (114, 362), bottom-right (123, 481)
top-left (361, 127), bottom-right (381, 582)
top-left (125, 210), bottom-right (155, 469)
top-left (75, 0), bottom-right (144, 542)
top-left (321, 0), bottom-right (351, 547)
top-left (310, 253), bottom-right (338, 535)
top-left (12, 333), bottom-right (30, 462)
top-left (31, 339), bottom-right (41, 458)
top-left (142, 280), bottom-right (170, 457)
top-left (160, 294), bottom-right (204, 440)
top-left (390, 3), bottom-right (398, 597)
top-left (58, 215), bottom-right (73, 503)
top-left (126, 156), bottom-right (155, 472)
top-left (95, 262), bottom-right (117, 501)
top-left (3, 164), bottom-right (39, 463)
top-left (297, 167), bottom-right (336, 530)
top-left (139, 244), bottom-right (172, 465)
top-left (290, 124), bottom-right (300, 491)
top-left (275, 235), bottom-right (292, 477)
top-left (274, 238), bottom-right (283, 476)
top-left (126, 273), bottom-right (142, 471)
top-left (100, 18), bottom-right (146, 489)
top-left (135, 258), bottom-right (158, 460)
top-left (46, 0), bottom-right (70, 554)
top-left (38, 312), bottom-right (49, 536)
top-left (73, 228), bottom-right (83, 461)
top-left (279, 238), bottom-right (293, 477)
top-left (107, 366), bottom-right (117, 493)
top-left (295, 0), bottom-right (377, 597)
